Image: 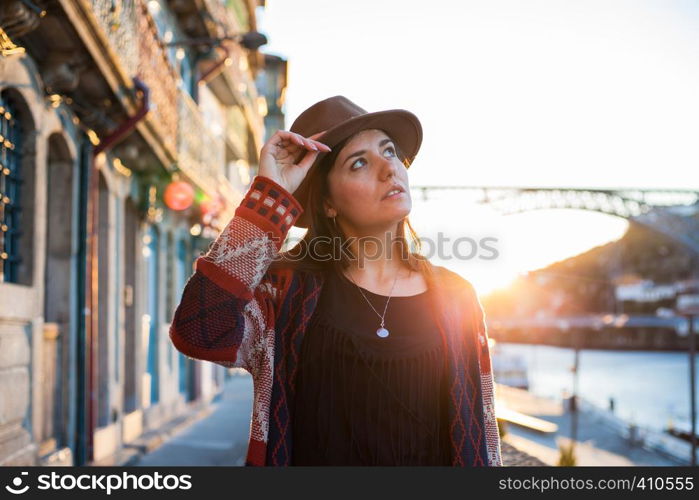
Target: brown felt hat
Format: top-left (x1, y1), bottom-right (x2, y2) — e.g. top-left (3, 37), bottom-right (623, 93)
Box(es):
top-left (289, 95), bottom-right (422, 228)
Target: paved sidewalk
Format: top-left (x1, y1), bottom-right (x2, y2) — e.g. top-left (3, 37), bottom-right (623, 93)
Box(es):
top-left (135, 373), bottom-right (253, 466)
top-left (497, 385), bottom-right (685, 466)
top-left (131, 371), bottom-right (545, 466)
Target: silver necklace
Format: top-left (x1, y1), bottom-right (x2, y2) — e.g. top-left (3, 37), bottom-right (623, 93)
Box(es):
top-left (345, 268), bottom-right (402, 338)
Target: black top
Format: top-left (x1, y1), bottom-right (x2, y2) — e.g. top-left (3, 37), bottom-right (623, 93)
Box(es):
top-left (291, 267), bottom-right (451, 466)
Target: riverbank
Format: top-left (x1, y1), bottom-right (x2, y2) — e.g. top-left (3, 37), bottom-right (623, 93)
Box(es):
top-left (494, 343), bottom-right (698, 436)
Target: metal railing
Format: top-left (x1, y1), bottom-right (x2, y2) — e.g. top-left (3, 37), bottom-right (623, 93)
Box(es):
top-left (90, 0), bottom-right (139, 77)
top-left (225, 105), bottom-right (248, 159)
top-left (202, 0), bottom-right (241, 38)
top-left (87, 0), bottom-right (247, 199)
top-left (135, 0), bottom-right (179, 157)
top-left (177, 90), bottom-right (225, 196)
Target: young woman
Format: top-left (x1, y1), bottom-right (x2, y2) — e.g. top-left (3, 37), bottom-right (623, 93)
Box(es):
top-left (170, 96), bottom-right (502, 467)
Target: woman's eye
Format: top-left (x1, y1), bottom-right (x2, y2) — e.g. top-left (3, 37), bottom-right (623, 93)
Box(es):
top-left (350, 158), bottom-right (366, 170)
top-left (350, 147), bottom-right (395, 170)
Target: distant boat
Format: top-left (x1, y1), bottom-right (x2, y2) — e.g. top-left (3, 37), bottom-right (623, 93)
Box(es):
top-left (490, 339), bottom-right (530, 390)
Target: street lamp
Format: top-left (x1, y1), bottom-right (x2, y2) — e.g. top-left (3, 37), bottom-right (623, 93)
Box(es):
top-left (165, 31), bottom-right (268, 50)
top-left (676, 292), bottom-right (699, 466)
top-left (166, 31), bottom-right (268, 85)
top-left (557, 319), bottom-right (579, 447)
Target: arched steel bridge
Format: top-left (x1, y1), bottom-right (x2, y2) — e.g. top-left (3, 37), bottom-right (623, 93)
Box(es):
top-left (410, 186), bottom-right (699, 255)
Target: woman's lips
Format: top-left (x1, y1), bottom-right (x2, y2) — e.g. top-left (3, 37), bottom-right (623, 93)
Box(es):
top-left (382, 191), bottom-right (406, 201)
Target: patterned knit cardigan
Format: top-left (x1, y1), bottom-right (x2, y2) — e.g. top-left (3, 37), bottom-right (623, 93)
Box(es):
top-left (169, 175), bottom-right (502, 467)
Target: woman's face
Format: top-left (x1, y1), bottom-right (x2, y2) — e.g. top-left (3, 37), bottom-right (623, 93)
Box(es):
top-left (325, 128), bottom-right (411, 232)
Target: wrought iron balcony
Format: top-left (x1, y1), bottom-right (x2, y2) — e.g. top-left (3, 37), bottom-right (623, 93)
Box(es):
top-left (177, 89), bottom-right (225, 197)
top-left (201, 0), bottom-right (240, 39)
top-left (79, 0), bottom-right (252, 198)
top-left (135, 0), bottom-right (178, 157)
top-left (224, 104), bottom-right (249, 160)
top-left (90, 0), bottom-right (139, 77)
top-left (87, 0), bottom-right (179, 160)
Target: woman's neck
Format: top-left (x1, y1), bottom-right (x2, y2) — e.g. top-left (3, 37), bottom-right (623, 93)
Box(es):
top-left (345, 258), bottom-right (409, 285)
top-left (341, 259), bottom-right (427, 297)
top-left (338, 222), bottom-right (425, 296)
top-left (343, 223), bottom-right (401, 266)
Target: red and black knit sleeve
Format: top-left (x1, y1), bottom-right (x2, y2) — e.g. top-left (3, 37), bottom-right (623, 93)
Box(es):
top-left (464, 280), bottom-right (502, 466)
top-left (169, 175), bottom-right (303, 371)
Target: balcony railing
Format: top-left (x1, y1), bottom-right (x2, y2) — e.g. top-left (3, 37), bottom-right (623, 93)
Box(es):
top-left (85, 0), bottom-right (253, 199)
top-left (202, 0), bottom-right (241, 38)
top-left (225, 105), bottom-right (248, 159)
top-left (136, 0), bottom-right (179, 157)
top-left (177, 90), bottom-right (225, 196)
top-left (87, 0), bottom-right (179, 159)
top-left (90, 0), bottom-right (139, 77)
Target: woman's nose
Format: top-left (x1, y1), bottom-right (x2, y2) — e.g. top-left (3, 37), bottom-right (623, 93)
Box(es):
top-left (379, 156), bottom-right (397, 180)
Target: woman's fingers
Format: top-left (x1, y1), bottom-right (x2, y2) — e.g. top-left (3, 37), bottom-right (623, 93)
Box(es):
top-left (275, 130), bottom-right (331, 152)
top-left (308, 130), bottom-right (331, 151)
top-left (290, 134), bottom-right (306, 147)
top-left (275, 130), bottom-right (304, 145)
top-left (313, 140), bottom-right (331, 151)
top-left (259, 130), bottom-right (331, 193)
top-left (295, 147), bottom-right (320, 172)
top-left (307, 130), bottom-right (331, 150)
top-left (295, 135), bottom-right (328, 152)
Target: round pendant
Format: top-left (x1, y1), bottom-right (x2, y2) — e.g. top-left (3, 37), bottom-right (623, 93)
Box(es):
top-left (376, 327), bottom-right (389, 338)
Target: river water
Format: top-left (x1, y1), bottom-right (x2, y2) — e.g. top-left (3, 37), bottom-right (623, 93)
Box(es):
top-left (495, 342), bottom-right (699, 433)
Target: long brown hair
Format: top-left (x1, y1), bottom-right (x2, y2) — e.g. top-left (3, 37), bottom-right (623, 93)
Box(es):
top-left (270, 129), bottom-right (436, 287)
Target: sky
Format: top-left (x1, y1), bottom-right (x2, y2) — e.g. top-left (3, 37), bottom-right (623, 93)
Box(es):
top-left (256, 0), bottom-right (699, 295)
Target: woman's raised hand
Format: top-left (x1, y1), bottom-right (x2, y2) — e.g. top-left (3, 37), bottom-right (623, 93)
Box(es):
top-left (258, 130), bottom-right (331, 195)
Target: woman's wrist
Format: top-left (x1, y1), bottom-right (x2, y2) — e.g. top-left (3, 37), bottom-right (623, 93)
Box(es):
top-left (253, 174), bottom-right (296, 202)
top-left (236, 175), bottom-right (304, 237)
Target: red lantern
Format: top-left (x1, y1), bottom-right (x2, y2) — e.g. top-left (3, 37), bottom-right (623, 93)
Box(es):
top-left (164, 181), bottom-right (194, 211)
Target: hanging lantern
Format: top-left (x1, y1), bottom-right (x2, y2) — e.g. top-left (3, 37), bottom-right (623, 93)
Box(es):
top-left (164, 180), bottom-right (194, 211)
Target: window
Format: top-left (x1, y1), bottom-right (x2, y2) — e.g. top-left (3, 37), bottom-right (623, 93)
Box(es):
top-left (0, 93), bottom-right (23, 282)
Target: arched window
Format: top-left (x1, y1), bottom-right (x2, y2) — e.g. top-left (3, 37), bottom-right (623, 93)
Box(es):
top-left (0, 90), bottom-right (32, 283)
top-left (43, 132), bottom-right (75, 451)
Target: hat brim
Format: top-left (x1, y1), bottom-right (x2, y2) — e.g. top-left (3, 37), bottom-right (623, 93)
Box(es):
top-left (291, 109), bottom-right (422, 229)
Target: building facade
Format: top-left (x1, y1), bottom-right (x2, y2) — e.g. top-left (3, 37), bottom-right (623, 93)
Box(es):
top-left (0, 0), bottom-right (287, 466)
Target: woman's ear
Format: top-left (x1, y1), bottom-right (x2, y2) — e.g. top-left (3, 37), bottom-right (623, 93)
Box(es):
top-left (323, 198), bottom-right (337, 218)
